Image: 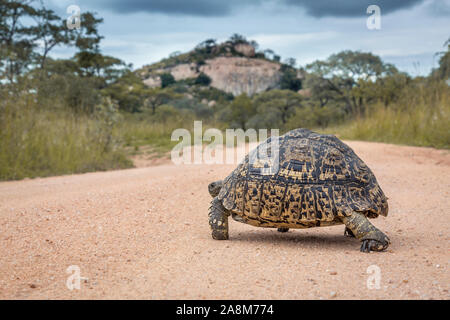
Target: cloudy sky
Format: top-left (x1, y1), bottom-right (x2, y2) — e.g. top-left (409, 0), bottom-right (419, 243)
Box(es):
top-left (48, 0), bottom-right (449, 76)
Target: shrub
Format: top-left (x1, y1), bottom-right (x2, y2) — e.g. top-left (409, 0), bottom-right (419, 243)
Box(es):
top-left (160, 73), bottom-right (176, 88)
top-left (195, 72), bottom-right (212, 86)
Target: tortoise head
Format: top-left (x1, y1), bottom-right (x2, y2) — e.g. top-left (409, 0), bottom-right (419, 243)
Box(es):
top-left (208, 180), bottom-right (223, 197)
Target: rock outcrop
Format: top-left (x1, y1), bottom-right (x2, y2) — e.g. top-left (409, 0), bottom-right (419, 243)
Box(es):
top-left (200, 57), bottom-right (281, 96)
top-left (233, 43), bottom-right (255, 57)
top-left (143, 57), bottom-right (282, 96)
top-left (139, 38), bottom-right (305, 96)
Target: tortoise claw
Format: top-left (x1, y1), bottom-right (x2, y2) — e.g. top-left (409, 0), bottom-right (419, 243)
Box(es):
top-left (360, 239), bottom-right (388, 253)
top-left (212, 229), bottom-right (229, 240)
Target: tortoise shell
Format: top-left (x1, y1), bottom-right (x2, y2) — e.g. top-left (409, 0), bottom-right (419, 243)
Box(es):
top-left (217, 128), bottom-right (388, 229)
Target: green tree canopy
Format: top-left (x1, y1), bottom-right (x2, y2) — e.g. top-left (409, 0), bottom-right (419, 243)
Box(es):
top-left (160, 72), bottom-right (176, 88)
top-left (220, 93), bottom-right (255, 129)
top-left (195, 72), bottom-right (212, 86)
top-left (306, 50), bottom-right (398, 114)
top-left (432, 38), bottom-right (450, 80)
top-left (0, 0), bottom-right (40, 82)
top-left (280, 65), bottom-right (302, 92)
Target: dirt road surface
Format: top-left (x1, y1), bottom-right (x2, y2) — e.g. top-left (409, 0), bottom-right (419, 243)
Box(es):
top-left (0, 141), bottom-right (449, 299)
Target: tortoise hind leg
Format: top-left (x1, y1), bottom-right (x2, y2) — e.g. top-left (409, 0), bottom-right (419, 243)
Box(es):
top-left (342, 212), bottom-right (390, 253)
top-left (209, 197), bottom-right (229, 240)
top-left (344, 227), bottom-right (355, 238)
top-left (277, 227), bottom-right (289, 233)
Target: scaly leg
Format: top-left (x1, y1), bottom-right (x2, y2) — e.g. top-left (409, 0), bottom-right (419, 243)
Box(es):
top-left (209, 197), bottom-right (229, 240)
top-left (344, 227), bottom-right (355, 238)
top-left (342, 211), bottom-right (390, 253)
top-left (277, 228), bottom-right (289, 233)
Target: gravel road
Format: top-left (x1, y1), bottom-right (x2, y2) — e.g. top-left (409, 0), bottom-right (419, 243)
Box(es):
top-left (0, 141), bottom-right (449, 299)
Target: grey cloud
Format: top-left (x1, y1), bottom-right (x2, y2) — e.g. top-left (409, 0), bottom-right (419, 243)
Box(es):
top-left (92, 0), bottom-right (437, 18)
top-left (425, 0), bottom-right (450, 16)
top-left (98, 0), bottom-right (257, 16)
top-left (284, 0), bottom-right (425, 17)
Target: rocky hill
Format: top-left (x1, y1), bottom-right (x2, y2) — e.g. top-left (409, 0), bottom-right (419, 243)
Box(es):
top-left (136, 36), bottom-right (302, 96)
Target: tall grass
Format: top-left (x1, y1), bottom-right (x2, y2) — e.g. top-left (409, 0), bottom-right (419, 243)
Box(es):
top-left (115, 114), bottom-right (184, 154)
top-left (114, 113), bottom-right (224, 155)
top-left (0, 94), bottom-right (132, 181)
top-left (327, 80), bottom-right (450, 149)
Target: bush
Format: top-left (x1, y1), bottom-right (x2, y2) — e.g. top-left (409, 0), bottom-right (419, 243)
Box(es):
top-left (191, 86), bottom-right (234, 103)
top-left (195, 72), bottom-right (212, 86)
top-left (36, 73), bottom-right (102, 113)
top-left (160, 73), bottom-right (176, 88)
top-left (171, 98), bottom-right (214, 119)
top-left (154, 104), bottom-right (181, 123)
top-left (286, 105), bottom-right (345, 130)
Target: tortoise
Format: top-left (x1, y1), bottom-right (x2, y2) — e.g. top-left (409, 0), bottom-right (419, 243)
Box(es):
top-left (208, 128), bottom-right (390, 252)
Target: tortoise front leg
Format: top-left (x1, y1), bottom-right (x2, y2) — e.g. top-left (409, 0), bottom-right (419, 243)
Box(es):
top-left (342, 212), bottom-right (390, 253)
top-left (277, 228), bottom-right (289, 233)
top-left (208, 197), bottom-right (229, 240)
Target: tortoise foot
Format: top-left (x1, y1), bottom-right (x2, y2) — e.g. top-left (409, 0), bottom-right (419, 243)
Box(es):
top-left (360, 239), bottom-right (389, 253)
top-left (212, 229), bottom-right (229, 240)
top-left (277, 227), bottom-right (289, 233)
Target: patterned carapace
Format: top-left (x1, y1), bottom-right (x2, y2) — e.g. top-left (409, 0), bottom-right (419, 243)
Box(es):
top-left (218, 128), bottom-right (388, 229)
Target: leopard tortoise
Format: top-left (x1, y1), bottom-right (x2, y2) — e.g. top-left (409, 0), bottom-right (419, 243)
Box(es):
top-left (208, 128), bottom-right (390, 252)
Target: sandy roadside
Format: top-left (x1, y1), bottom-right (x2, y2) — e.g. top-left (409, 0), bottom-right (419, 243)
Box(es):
top-left (0, 141), bottom-right (449, 299)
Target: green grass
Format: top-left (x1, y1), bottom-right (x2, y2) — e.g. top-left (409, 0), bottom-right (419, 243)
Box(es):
top-left (115, 113), bottom-right (226, 156)
top-left (323, 81), bottom-right (450, 149)
top-left (0, 100), bottom-right (132, 181)
top-left (115, 114), bottom-right (191, 156)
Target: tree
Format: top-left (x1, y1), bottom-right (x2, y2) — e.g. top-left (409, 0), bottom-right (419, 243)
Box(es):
top-left (72, 12), bottom-right (103, 54)
top-left (145, 88), bottom-right (179, 114)
top-left (264, 49), bottom-right (275, 60)
top-left (249, 40), bottom-right (259, 51)
top-left (432, 38), bottom-right (450, 80)
top-left (195, 72), bottom-right (211, 86)
top-left (286, 104), bottom-right (345, 130)
top-left (229, 33), bottom-right (247, 44)
top-left (160, 72), bottom-right (175, 88)
top-left (280, 65), bottom-right (302, 91)
top-left (306, 50), bottom-right (396, 114)
top-left (102, 70), bottom-right (148, 112)
top-left (221, 93), bottom-right (255, 129)
top-left (69, 12), bottom-right (128, 86)
top-left (0, 1), bottom-right (125, 85)
top-left (250, 90), bottom-right (303, 128)
top-left (0, 0), bottom-right (39, 82)
top-left (284, 57), bottom-right (296, 68)
top-left (32, 4), bottom-right (69, 69)
top-left (355, 67), bottom-right (410, 107)
top-left (195, 38), bottom-right (216, 54)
